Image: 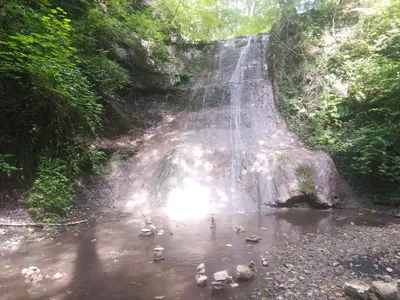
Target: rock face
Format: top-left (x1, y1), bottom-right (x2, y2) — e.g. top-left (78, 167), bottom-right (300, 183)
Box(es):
top-left (118, 34), bottom-right (358, 216)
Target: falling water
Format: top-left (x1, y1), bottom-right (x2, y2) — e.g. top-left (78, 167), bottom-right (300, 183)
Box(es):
top-left (117, 33), bottom-right (347, 218)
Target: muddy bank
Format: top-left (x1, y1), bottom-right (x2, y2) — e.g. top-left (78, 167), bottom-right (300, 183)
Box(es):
top-left (0, 209), bottom-right (399, 300)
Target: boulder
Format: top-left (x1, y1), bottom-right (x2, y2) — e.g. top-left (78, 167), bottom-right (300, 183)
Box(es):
top-left (236, 264), bottom-right (254, 281)
top-left (371, 281), bottom-right (399, 300)
top-left (344, 280), bottom-right (371, 300)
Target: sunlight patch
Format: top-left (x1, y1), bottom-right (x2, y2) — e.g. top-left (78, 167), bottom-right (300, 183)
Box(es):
top-left (166, 178), bottom-right (210, 220)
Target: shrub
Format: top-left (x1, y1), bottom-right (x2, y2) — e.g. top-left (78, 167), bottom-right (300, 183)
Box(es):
top-left (28, 158), bottom-right (74, 222)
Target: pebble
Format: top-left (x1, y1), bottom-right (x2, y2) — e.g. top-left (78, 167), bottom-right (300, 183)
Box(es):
top-left (332, 262), bottom-right (340, 267)
top-left (261, 258), bottom-right (268, 267)
top-left (52, 273), bottom-right (63, 280)
top-left (386, 267), bottom-right (393, 273)
top-left (230, 283), bottom-right (239, 288)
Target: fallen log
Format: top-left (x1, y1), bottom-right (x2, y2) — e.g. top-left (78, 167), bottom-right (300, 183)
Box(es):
top-left (0, 219), bottom-right (88, 227)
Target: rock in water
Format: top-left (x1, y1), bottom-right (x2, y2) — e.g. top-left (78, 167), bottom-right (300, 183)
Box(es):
top-left (195, 274), bottom-right (208, 287)
top-left (154, 245), bottom-right (164, 262)
top-left (371, 281), bottom-right (399, 300)
top-left (145, 217), bottom-right (152, 225)
top-left (140, 228), bottom-right (154, 236)
top-left (245, 235), bottom-right (261, 243)
top-left (236, 264), bottom-right (254, 281)
top-left (213, 270), bottom-right (229, 282)
top-left (21, 266), bottom-right (42, 285)
top-left (52, 273), bottom-right (63, 280)
top-left (235, 225), bottom-right (245, 233)
top-left (261, 258), bottom-right (268, 267)
top-left (210, 214), bottom-right (216, 228)
top-left (195, 263), bottom-right (207, 287)
top-left (197, 263), bottom-right (205, 272)
top-left (212, 270), bottom-right (230, 291)
top-left (344, 280), bottom-right (371, 299)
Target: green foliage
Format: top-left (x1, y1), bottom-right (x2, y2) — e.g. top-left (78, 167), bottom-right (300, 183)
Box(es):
top-left (28, 158), bottom-right (74, 222)
top-left (270, 0), bottom-right (400, 205)
top-left (0, 5), bottom-right (101, 131)
top-left (0, 0), bottom-right (180, 221)
top-left (0, 154), bottom-right (20, 176)
top-left (296, 165), bottom-right (316, 196)
top-left (153, 0), bottom-right (279, 40)
top-left (87, 149), bottom-right (107, 175)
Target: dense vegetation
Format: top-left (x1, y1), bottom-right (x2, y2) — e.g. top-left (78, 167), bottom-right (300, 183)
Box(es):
top-left (269, 0), bottom-right (400, 205)
top-left (1, 0), bottom-right (399, 221)
top-left (0, 0), bottom-right (191, 221)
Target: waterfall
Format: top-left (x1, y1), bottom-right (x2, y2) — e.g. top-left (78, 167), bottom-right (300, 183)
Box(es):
top-left (120, 33), bottom-right (346, 219)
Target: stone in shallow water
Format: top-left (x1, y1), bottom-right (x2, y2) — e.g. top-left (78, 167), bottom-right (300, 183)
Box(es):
top-left (197, 263), bottom-right (205, 271)
top-left (195, 274), bottom-right (207, 287)
top-left (245, 235), bottom-right (261, 243)
top-left (154, 246), bottom-right (164, 251)
top-left (211, 281), bottom-right (227, 290)
top-left (154, 246), bottom-right (164, 262)
top-left (344, 280), bottom-right (371, 299)
top-left (140, 228), bottom-right (154, 236)
top-left (52, 273), bottom-right (63, 280)
top-left (235, 225), bottom-right (245, 233)
top-left (236, 264), bottom-right (254, 281)
top-left (371, 281), bottom-right (399, 300)
top-left (261, 258), bottom-right (268, 267)
top-left (213, 270), bottom-right (229, 281)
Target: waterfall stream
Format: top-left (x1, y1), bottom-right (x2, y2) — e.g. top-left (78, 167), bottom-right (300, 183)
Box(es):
top-left (116, 34), bottom-right (351, 219)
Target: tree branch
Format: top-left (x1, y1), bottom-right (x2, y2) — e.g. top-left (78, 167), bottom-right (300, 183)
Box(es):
top-left (0, 219), bottom-right (88, 227)
top-left (169, 0), bottom-right (182, 24)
